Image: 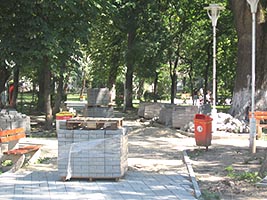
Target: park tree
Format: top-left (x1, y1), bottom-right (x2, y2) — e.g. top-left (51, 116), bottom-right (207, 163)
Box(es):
top-left (229, 0), bottom-right (267, 119)
top-left (160, 0), bottom-right (215, 104)
top-left (0, 0), bottom-right (105, 127)
top-left (89, 0), bottom-right (168, 109)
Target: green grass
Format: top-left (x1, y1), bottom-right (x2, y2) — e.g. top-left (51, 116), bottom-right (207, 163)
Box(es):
top-left (201, 189), bottom-right (220, 200)
top-left (36, 157), bottom-right (50, 164)
top-left (17, 92), bottom-right (35, 103)
top-left (67, 93), bottom-right (87, 101)
top-left (225, 165), bottom-right (261, 183)
top-left (1, 159), bottom-right (13, 167)
top-left (216, 105), bottom-right (231, 113)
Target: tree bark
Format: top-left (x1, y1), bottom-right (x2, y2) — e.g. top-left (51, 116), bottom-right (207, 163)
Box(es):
top-left (53, 64), bottom-right (66, 115)
top-left (153, 71), bottom-right (159, 102)
top-left (170, 57), bottom-right (178, 104)
top-left (10, 66), bottom-right (19, 109)
top-left (0, 64), bottom-right (11, 108)
top-left (38, 57), bottom-right (52, 129)
top-left (44, 65), bottom-right (52, 130)
top-left (37, 66), bottom-right (45, 113)
top-left (123, 29), bottom-right (136, 111)
top-left (229, 1), bottom-right (267, 119)
top-left (137, 79), bottom-right (144, 101)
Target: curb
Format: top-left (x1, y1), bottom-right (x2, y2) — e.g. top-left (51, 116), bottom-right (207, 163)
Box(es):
top-left (177, 129), bottom-right (249, 140)
top-left (183, 149), bottom-right (202, 199)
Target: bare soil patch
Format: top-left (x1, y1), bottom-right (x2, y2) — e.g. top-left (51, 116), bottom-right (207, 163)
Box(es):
top-left (187, 137), bottom-right (267, 200)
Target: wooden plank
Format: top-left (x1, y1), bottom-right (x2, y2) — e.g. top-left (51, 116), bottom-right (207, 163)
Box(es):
top-left (4, 145), bottom-right (41, 155)
top-left (0, 128), bottom-right (25, 137)
top-left (66, 118), bottom-right (123, 130)
top-left (249, 111), bottom-right (267, 120)
top-left (61, 176), bottom-right (121, 182)
top-left (0, 132), bottom-right (26, 143)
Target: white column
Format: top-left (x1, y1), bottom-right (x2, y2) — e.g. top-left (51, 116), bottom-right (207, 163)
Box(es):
top-left (247, 0), bottom-right (259, 153)
top-left (204, 4), bottom-right (224, 133)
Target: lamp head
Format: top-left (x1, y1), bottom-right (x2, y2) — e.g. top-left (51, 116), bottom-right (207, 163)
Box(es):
top-left (246, 0), bottom-right (259, 13)
top-left (204, 4), bottom-right (225, 27)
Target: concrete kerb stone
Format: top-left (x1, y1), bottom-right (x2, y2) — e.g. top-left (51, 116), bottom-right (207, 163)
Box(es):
top-left (183, 149), bottom-right (202, 199)
top-left (177, 129), bottom-right (249, 140)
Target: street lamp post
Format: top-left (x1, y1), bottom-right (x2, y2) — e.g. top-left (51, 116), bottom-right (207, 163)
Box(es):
top-left (247, 0), bottom-right (259, 154)
top-left (204, 4), bottom-right (224, 132)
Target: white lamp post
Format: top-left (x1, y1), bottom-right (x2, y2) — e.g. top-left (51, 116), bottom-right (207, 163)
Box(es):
top-left (247, 0), bottom-right (259, 153)
top-left (204, 4), bottom-right (224, 132)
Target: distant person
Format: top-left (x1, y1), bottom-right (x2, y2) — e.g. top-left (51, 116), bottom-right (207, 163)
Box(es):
top-left (206, 90), bottom-right (212, 104)
top-left (8, 81), bottom-right (14, 106)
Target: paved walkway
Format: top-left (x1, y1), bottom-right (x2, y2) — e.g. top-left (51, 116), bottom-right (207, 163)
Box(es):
top-left (0, 123), bottom-right (198, 200)
top-left (0, 169), bottom-right (196, 200)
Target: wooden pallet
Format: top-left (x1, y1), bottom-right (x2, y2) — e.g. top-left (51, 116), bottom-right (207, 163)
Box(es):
top-left (61, 176), bottom-right (120, 182)
top-left (66, 117), bottom-right (123, 130)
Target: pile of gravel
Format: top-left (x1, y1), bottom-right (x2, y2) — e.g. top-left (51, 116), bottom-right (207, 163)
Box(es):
top-left (182, 112), bottom-right (250, 133)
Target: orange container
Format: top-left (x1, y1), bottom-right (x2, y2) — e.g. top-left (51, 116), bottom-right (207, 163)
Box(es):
top-left (56, 112), bottom-right (74, 131)
top-left (56, 112), bottom-right (73, 120)
top-left (194, 114), bottom-right (213, 147)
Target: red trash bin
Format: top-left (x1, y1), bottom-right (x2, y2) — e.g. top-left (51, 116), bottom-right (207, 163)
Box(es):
top-left (194, 114), bottom-right (213, 149)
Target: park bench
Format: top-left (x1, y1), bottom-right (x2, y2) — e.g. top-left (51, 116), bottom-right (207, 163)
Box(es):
top-left (0, 128), bottom-right (41, 172)
top-left (249, 111), bottom-right (267, 139)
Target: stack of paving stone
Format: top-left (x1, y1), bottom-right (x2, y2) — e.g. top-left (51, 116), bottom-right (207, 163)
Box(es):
top-left (158, 104), bottom-right (175, 127)
top-left (84, 88), bottom-right (114, 118)
top-left (138, 102), bottom-right (164, 119)
top-left (138, 103), bottom-right (198, 129)
top-left (0, 109), bottom-right (31, 134)
top-left (57, 118), bottom-right (128, 180)
top-left (171, 106), bottom-right (198, 129)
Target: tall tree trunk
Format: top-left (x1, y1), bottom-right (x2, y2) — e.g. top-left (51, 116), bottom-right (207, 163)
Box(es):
top-left (230, 1), bottom-right (267, 119)
top-left (10, 66), bottom-right (19, 109)
top-left (0, 64), bottom-right (11, 108)
top-left (79, 75), bottom-right (86, 100)
top-left (38, 57), bottom-right (53, 129)
top-left (44, 65), bottom-right (52, 129)
top-left (153, 71), bottom-right (159, 103)
top-left (108, 53), bottom-right (119, 90)
top-left (170, 57), bottom-right (178, 104)
top-left (123, 29), bottom-right (136, 111)
top-left (137, 79), bottom-right (145, 101)
top-left (108, 60), bottom-right (119, 105)
top-left (53, 64), bottom-right (66, 115)
top-left (37, 66), bottom-right (45, 113)
top-left (124, 66), bottom-right (133, 111)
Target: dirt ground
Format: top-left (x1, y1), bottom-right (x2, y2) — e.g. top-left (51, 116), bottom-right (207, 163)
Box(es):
top-left (187, 136), bottom-right (267, 200)
top-left (129, 119), bottom-right (267, 199)
top-left (121, 110), bottom-right (267, 200)
top-left (28, 110), bottom-right (267, 200)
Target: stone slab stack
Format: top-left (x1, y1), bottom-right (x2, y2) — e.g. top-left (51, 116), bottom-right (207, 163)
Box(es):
top-left (139, 103), bottom-right (198, 129)
top-left (0, 110), bottom-right (31, 134)
top-left (138, 102), bottom-right (164, 119)
top-left (85, 88), bottom-right (114, 118)
top-left (158, 104), bottom-right (175, 127)
top-left (64, 101), bottom-right (87, 113)
top-left (57, 118), bottom-right (128, 180)
top-left (87, 88), bottom-right (110, 106)
top-left (171, 106), bottom-right (198, 129)
top-left (83, 106), bottom-right (114, 118)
